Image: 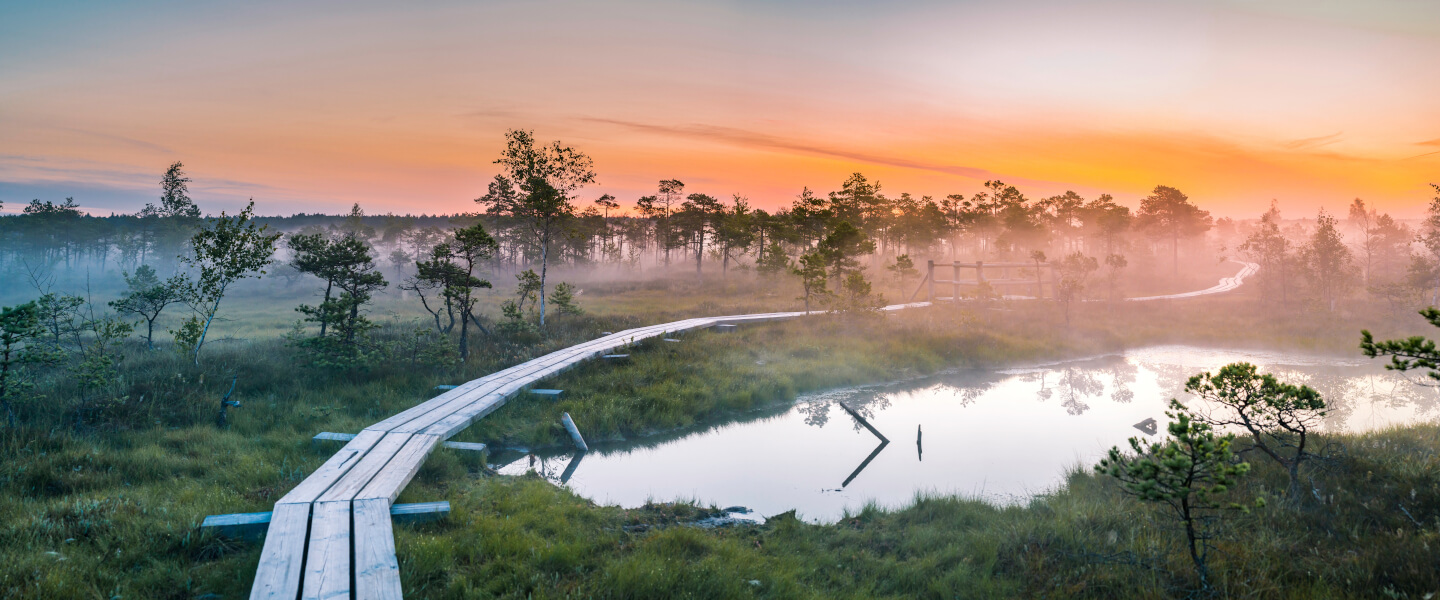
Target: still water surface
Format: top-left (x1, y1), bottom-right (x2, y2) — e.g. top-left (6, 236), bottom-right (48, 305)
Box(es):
top-left (495, 346), bottom-right (1439, 523)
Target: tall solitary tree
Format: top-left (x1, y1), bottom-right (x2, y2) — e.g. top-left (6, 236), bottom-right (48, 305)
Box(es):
top-left (477, 129), bottom-right (595, 328)
top-left (1135, 185), bottom-right (1213, 277)
top-left (141, 161), bottom-right (203, 220)
top-left (179, 201), bottom-right (281, 364)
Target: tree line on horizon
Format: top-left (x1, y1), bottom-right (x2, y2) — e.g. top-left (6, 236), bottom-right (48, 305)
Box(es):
top-left (3, 131), bottom-right (1439, 324)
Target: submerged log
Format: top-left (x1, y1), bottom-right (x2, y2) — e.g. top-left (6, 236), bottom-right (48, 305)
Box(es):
top-left (838, 402), bottom-right (889, 443)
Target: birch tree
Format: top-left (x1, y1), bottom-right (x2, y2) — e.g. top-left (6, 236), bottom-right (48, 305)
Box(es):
top-left (476, 130), bottom-right (595, 328)
top-left (179, 201), bottom-right (280, 364)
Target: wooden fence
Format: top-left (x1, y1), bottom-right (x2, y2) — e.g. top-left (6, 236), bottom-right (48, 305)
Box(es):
top-left (909, 260), bottom-right (1057, 302)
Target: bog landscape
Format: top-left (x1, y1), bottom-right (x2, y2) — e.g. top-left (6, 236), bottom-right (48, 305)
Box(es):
top-left (2, 2), bottom-right (1439, 599)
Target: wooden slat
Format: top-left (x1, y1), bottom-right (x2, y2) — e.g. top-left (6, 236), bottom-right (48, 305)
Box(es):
top-left (278, 429), bottom-right (386, 505)
top-left (353, 498), bottom-right (402, 600)
top-left (249, 503), bottom-right (311, 600)
top-left (356, 434), bottom-right (440, 504)
top-left (317, 432), bottom-right (413, 504)
top-left (302, 501), bottom-right (352, 600)
top-left (389, 501), bottom-right (450, 523)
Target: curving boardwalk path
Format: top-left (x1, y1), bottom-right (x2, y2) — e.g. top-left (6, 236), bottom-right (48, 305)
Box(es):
top-left (247, 261), bottom-right (1258, 599)
top-left (1127, 260), bottom-right (1259, 301)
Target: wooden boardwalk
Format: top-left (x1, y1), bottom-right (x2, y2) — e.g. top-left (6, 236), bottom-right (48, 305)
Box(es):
top-left (248, 311), bottom-right (810, 600)
top-left (243, 263), bottom-right (1251, 599)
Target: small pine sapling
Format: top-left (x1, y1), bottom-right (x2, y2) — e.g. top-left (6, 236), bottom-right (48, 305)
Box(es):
top-left (1096, 400), bottom-right (1251, 590)
top-left (1182, 362), bottom-right (1326, 501)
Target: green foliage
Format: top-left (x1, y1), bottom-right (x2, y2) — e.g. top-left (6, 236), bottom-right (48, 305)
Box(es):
top-left (815, 221), bottom-right (875, 284)
top-left (409, 221), bottom-right (499, 361)
top-left (1055, 252), bottom-right (1099, 324)
top-left (140, 161), bottom-right (202, 221)
top-left (1361, 306), bottom-right (1440, 380)
top-left (791, 251), bottom-right (831, 312)
top-left (478, 129), bottom-right (596, 327)
top-left (286, 229), bottom-right (388, 368)
top-left (68, 314), bottom-right (134, 429)
top-left (1183, 362), bottom-right (1326, 499)
top-left (885, 253), bottom-right (917, 285)
top-left (1134, 185), bottom-right (1214, 276)
top-left (0, 302), bottom-right (65, 427)
top-left (108, 265), bottom-right (186, 349)
top-left (1299, 208), bottom-right (1358, 311)
top-left (1096, 400), bottom-right (1249, 589)
top-left (834, 271), bottom-right (884, 312)
top-left (514, 269), bottom-right (542, 314)
top-left (755, 242), bottom-right (790, 276)
top-left (169, 315), bottom-right (203, 357)
top-left (551, 282), bottom-right (583, 316)
top-left (179, 201), bottom-right (281, 364)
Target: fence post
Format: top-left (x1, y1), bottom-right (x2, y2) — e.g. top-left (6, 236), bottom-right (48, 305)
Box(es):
top-left (976, 261), bottom-right (985, 299)
top-left (952, 262), bottom-right (961, 302)
top-left (927, 260), bottom-right (935, 302)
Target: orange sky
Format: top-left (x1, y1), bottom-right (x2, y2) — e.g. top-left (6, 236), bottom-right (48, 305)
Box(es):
top-left (2, 1), bottom-right (1438, 218)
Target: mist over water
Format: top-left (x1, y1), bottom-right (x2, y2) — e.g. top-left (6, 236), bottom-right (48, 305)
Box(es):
top-left (497, 345), bottom-right (1440, 523)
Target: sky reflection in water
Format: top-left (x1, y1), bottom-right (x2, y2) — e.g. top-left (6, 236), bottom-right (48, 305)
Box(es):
top-left (496, 346), bottom-right (1440, 523)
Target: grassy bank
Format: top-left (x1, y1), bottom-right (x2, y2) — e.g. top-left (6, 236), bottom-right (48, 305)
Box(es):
top-left (377, 421), bottom-right (1440, 599)
top-left (1, 293), bottom-right (1436, 598)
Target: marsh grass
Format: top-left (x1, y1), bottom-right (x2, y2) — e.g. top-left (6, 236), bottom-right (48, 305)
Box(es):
top-left (1, 287), bottom-right (1437, 598)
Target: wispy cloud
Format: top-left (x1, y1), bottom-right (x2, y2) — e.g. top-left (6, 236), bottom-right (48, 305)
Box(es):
top-left (52, 127), bottom-right (174, 155)
top-left (1418, 138), bottom-right (1440, 147)
top-left (583, 117), bottom-right (997, 180)
top-left (1282, 132), bottom-right (1343, 150)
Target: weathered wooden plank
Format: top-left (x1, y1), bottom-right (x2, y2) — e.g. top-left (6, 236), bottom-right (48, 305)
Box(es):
top-left (529, 389), bottom-right (564, 398)
top-left (317, 432), bottom-right (413, 504)
top-left (353, 498), bottom-right (403, 600)
top-left (313, 432), bottom-right (485, 453)
top-left (248, 503), bottom-right (311, 600)
top-left (442, 441), bottom-right (487, 453)
top-left (389, 501), bottom-right (450, 524)
top-left (312, 431), bottom-right (356, 445)
top-left (278, 429), bottom-right (386, 505)
top-left (202, 510), bottom-right (272, 540)
top-left (205, 502), bottom-right (450, 539)
top-left (301, 500), bottom-right (352, 600)
top-left (356, 434), bottom-right (440, 504)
